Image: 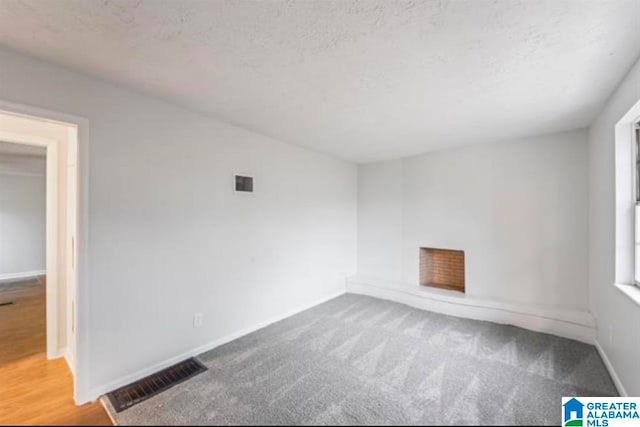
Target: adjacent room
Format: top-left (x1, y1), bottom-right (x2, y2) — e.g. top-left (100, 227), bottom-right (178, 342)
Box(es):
top-left (0, 1), bottom-right (639, 426)
top-left (0, 140), bottom-right (47, 363)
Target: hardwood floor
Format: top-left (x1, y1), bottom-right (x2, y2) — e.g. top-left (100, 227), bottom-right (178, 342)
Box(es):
top-left (0, 277), bottom-right (112, 426)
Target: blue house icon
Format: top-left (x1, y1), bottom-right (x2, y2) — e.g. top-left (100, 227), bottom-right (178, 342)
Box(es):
top-left (563, 398), bottom-right (584, 422)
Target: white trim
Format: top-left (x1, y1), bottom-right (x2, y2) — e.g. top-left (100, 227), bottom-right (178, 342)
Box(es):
top-left (49, 347), bottom-right (65, 357)
top-left (0, 130), bottom-right (54, 146)
top-left (0, 270), bottom-right (46, 282)
top-left (615, 100), bottom-right (640, 286)
top-left (64, 347), bottom-right (76, 376)
top-left (594, 339), bottom-right (628, 396)
top-left (613, 282), bottom-right (640, 307)
top-left (85, 290), bottom-right (345, 402)
top-left (346, 277), bottom-right (596, 343)
top-left (45, 140), bottom-right (59, 361)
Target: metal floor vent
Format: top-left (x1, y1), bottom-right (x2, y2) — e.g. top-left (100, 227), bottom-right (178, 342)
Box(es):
top-left (106, 357), bottom-right (207, 412)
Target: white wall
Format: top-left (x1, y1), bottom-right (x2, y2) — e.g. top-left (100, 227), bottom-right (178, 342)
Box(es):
top-left (0, 171), bottom-right (46, 277)
top-left (356, 129), bottom-right (589, 317)
top-left (589, 55), bottom-right (640, 396)
top-left (0, 47), bottom-right (357, 401)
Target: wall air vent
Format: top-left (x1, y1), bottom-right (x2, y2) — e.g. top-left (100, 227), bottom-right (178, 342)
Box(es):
top-left (234, 174), bottom-right (254, 193)
top-left (106, 358), bottom-right (207, 412)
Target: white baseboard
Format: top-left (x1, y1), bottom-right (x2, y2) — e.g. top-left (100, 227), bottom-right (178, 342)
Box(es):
top-left (48, 346), bottom-right (76, 375)
top-left (85, 290), bottom-right (346, 403)
top-left (0, 270), bottom-right (45, 282)
top-left (64, 347), bottom-right (76, 376)
top-left (48, 348), bottom-right (65, 360)
top-left (347, 277), bottom-right (596, 344)
top-left (594, 339), bottom-right (628, 396)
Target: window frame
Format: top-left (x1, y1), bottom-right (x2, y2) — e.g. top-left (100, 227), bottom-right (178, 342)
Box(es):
top-left (634, 122), bottom-right (640, 286)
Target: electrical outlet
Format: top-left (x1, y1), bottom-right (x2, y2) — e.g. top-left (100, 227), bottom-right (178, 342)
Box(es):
top-left (193, 312), bottom-right (203, 328)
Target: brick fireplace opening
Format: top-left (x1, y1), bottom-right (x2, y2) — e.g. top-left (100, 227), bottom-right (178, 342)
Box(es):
top-left (419, 247), bottom-right (465, 293)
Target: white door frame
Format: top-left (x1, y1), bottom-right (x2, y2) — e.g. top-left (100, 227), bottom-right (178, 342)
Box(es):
top-left (0, 129), bottom-right (60, 360)
top-left (0, 100), bottom-right (90, 404)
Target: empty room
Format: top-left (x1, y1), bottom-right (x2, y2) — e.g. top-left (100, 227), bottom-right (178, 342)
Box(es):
top-left (0, 0), bottom-right (639, 426)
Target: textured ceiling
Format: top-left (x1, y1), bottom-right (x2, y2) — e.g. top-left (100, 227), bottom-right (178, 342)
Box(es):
top-left (0, 0), bottom-right (639, 162)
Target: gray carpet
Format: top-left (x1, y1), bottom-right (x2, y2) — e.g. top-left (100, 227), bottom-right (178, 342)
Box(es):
top-left (105, 294), bottom-right (617, 425)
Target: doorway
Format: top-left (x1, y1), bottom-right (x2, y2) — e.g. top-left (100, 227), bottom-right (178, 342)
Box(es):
top-left (0, 111), bottom-right (78, 365)
top-left (0, 107), bottom-right (107, 419)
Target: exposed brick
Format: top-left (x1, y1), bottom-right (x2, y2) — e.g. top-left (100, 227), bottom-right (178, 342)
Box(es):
top-left (419, 247), bottom-right (465, 292)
